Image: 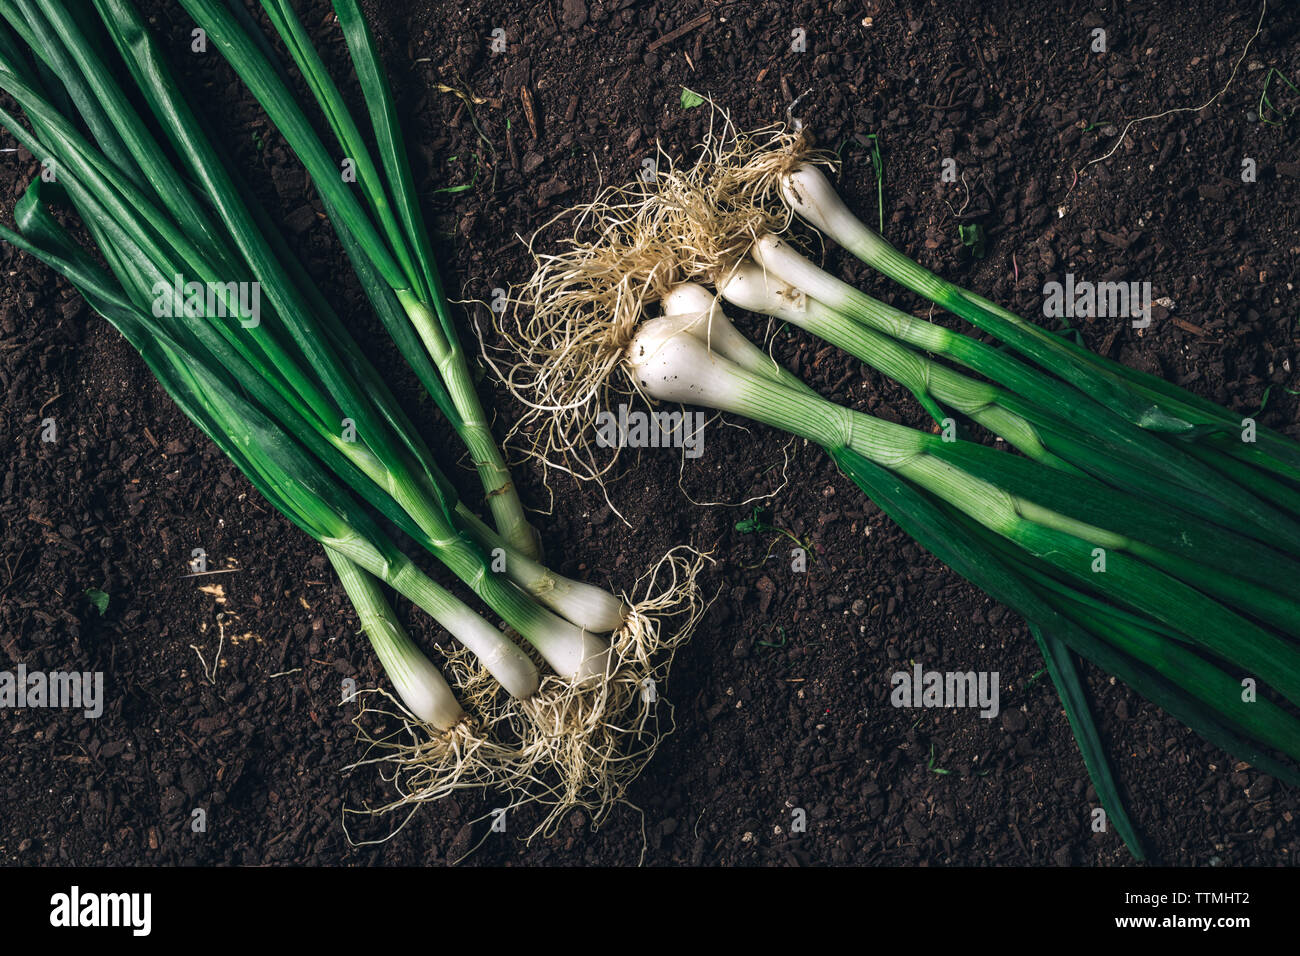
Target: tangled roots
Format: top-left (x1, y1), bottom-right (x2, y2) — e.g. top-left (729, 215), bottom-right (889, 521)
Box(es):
top-left (343, 548), bottom-right (712, 847)
top-left (510, 546), bottom-right (713, 839)
top-left (483, 107), bottom-right (832, 491)
top-left (339, 649), bottom-right (533, 846)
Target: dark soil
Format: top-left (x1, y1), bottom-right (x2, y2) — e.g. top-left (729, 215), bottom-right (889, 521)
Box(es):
top-left (3, 0), bottom-right (1299, 866)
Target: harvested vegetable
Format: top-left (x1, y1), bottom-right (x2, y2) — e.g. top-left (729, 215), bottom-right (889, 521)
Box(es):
top-left (0, 0), bottom-right (704, 838)
top-left (496, 115), bottom-right (1300, 859)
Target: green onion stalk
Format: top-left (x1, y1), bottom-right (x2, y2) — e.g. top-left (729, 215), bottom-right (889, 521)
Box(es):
top-left (0, 0), bottom-right (703, 835)
top-left (178, 0), bottom-right (540, 560)
top-left (0, 5), bottom-right (606, 681)
top-left (325, 547), bottom-right (464, 732)
top-left (730, 230), bottom-right (1300, 554)
top-left (686, 273), bottom-right (1069, 468)
top-left (777, 162), bottom-right (1300, 482)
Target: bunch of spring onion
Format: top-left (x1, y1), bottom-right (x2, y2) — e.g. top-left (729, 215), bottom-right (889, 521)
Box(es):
top-left (500, 120), bottom-right (1300, 859)
top-left (177, 0), bottom-right (708, 823)
top-left (0, 0), bottom-right (701, 835)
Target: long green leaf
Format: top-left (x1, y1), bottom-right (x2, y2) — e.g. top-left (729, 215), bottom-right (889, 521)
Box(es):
top-left (258, 0), bottom-right (421, 295)
top-left (174, 0), bottom-right (409, 291)
top-left (829, 445), bottom-right (1300, 830)
top-left (830, 446), bottom-right (1148, 855)
top-left (1029, 622), bottom-right (1146, 861)
top-left (330, 0), bottom-right (452, 337)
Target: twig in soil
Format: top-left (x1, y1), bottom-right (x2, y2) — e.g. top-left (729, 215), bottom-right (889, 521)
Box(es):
top-left (647, 12), bottom-right (712, 53)
top-left (1073, 0), bottom-right (1267, 182)
top-left (1, 544), bottom-right (28, 599)
top-left (785, 88), bottom-right (815, 133)
top-left (179, 567), bottom-right (242, 578)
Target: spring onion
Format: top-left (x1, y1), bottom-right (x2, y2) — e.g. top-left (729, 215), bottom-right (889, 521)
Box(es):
top-left (499, 115), bottom-right (1300, 860)
top-left (326, 547), bottom-right (466, 730)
